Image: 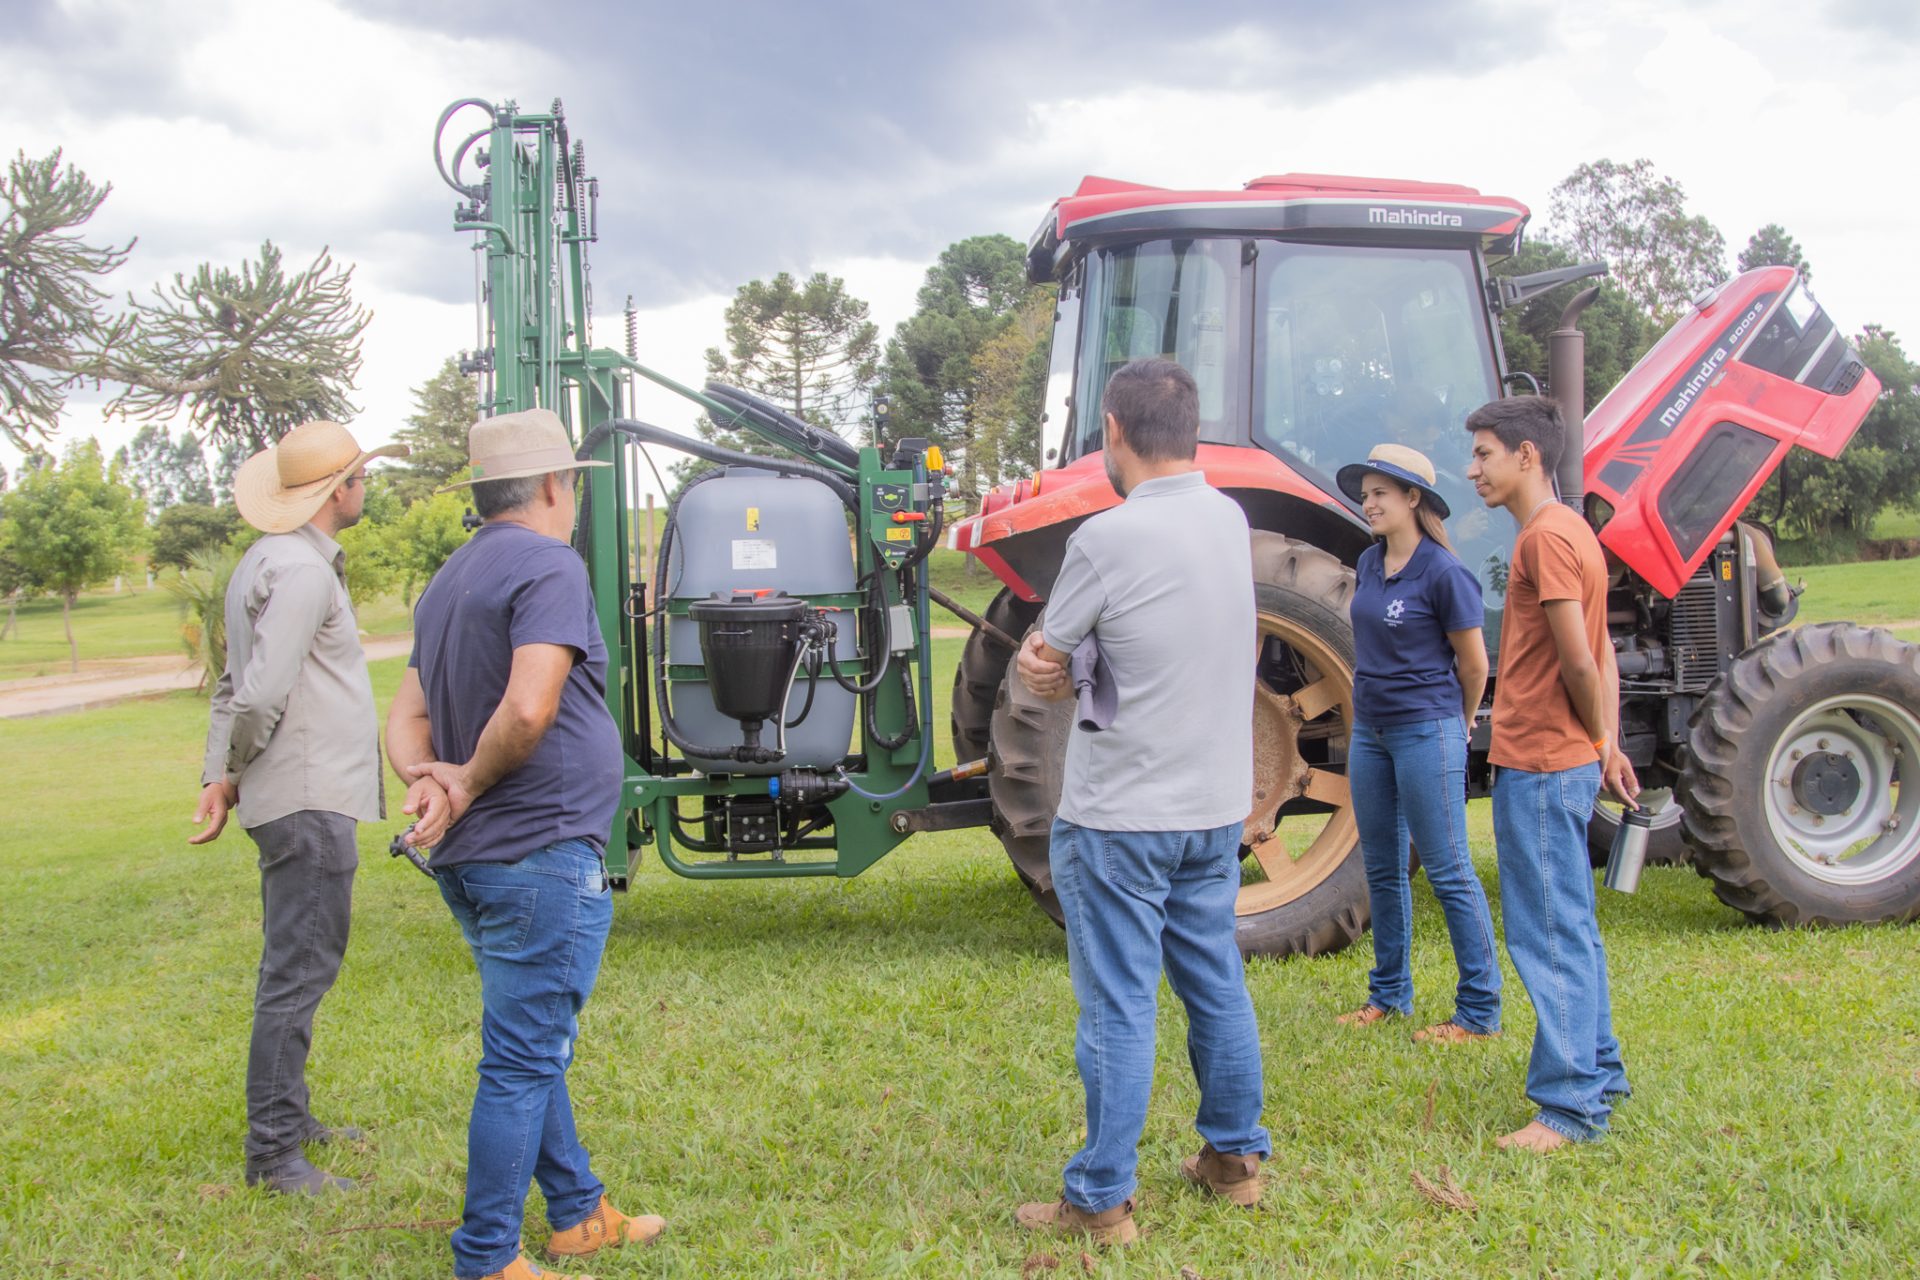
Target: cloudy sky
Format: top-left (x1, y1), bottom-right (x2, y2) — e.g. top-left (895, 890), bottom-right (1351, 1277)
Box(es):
top-left (4, 0), bottom-right (1915, 494)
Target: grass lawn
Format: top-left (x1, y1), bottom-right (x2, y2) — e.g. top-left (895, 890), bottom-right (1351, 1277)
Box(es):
top-left (4, 645), bottom-right (1919, 1277)
top-left (1785, 561), bottom-right (1920, 643)
top-left (0, 585), bottom-right (415, 682)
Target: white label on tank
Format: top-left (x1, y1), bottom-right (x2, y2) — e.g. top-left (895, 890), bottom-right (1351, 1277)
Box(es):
top-left (731, 538), bottom-right (777, 571)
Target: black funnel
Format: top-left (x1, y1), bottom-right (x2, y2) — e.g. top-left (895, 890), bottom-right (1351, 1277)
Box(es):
top-left (688, 591), bottom-right (805, 737)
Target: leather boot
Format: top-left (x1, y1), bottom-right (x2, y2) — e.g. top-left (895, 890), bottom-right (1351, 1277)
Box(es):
top-left (1180, 1143), bottom-right (1263, 1206)
top-left (1014, 1195), bottom-right (1139, 1245)
top-left (543, 1194), bottom-right (665, 1262)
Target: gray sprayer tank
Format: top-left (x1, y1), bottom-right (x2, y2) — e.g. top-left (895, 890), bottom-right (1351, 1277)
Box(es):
top-left (665, 468), bottom-right (857, 775)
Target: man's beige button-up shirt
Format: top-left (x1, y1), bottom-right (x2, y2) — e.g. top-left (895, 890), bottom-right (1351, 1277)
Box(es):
top-left (201, 523), bottom-right (385, 830)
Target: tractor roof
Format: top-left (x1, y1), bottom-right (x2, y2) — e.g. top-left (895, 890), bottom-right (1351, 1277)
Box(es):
top-left (1026, 173), bottom-right (1531, 282)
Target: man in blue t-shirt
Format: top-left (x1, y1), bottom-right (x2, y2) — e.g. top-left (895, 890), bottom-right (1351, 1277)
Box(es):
top-left (386, 409), bottom-right (664, 1280)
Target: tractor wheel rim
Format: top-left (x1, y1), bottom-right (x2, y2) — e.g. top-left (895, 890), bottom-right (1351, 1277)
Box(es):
top-left (1762, 694), bottom-right (1920, 886)
top-left (1238, 609), bottom-right (1355, 915)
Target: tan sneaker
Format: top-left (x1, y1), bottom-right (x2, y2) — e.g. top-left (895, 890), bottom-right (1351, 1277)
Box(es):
top-left (1014, 1196), bottom-right (1139, 1245)
top-left (473, 1256), bottom-right (593, 1280)
top-left (1179, 1144), bottom-right (1263, 1207)
top-left (543, 1194), bottom-right (665, 1262)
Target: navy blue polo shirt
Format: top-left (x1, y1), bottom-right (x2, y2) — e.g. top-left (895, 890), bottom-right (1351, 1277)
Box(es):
top-left (408, 522), bottom-right (623, 868)
top-left (1350, 537), bottom-right (1484, 727)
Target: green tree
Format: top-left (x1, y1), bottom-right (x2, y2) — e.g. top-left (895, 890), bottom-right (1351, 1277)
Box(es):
top-left (1, 149), bottom-right (370, 452)
top-left (0, 437), bottom-right (145, 670)
top-left (0, 520), bottom-right (42, 640)
top-left (1738, 224), bottom-right (1812, 283)
top-left (1494, 236), bottom-right (1654, 410)
top-left (213, 439), bottom-right (247, 504)
top-left (679, 272), bottom-right (879, 485)
top-left (389, 488), bottom-right (471, 605)
top-left (1547, 159), bottom-right (1728, 320)
top-left (149, 502), bottom-right (242, 571)
top-left (880, 234), bottom-right (1040, 500)
top-left (967, 290), bottom-right (1054, 487)
top-left (389, 356), bottom-right (478, 505)
top-left (113, 423), bottom-right (213, 515)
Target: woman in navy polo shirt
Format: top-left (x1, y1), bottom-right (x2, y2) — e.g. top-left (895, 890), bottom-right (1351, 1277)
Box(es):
top-left (1334, 444), bottom-right (1500, 1043)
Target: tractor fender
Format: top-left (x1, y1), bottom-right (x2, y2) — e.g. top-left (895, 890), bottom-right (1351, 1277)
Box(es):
top-left (951, 444), bottom-right (1367, 601)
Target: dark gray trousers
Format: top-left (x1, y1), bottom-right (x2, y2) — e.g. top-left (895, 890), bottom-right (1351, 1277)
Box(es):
top-left (243, 809), bottom-right (357, 1171)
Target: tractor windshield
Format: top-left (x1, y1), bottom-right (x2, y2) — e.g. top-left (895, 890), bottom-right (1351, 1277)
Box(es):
top-left (1251, 242), bottom-right (1508, 628)
top-left (1065, 238), bottom-right (1510, 631)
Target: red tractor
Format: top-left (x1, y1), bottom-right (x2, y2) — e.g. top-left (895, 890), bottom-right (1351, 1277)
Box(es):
top-left (950, 173), bottom-right (1920, 956)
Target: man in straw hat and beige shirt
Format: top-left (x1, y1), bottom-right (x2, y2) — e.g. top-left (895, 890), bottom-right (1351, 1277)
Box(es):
top-left (191, 419), bottom-right (406, 1195)
top-left (386, 408), bottom-right (664, 1280)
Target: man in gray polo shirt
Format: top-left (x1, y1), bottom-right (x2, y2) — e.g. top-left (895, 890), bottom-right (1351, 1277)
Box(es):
top-left (1014, 358), bottom-right (1269, 1246)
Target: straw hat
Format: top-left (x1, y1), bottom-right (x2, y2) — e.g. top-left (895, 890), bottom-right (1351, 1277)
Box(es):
top-left (437, 408), bottom-right (610, 491)
top-left (1335, 443), bottom-right (1451, 519)
top-left (233, 421), bottom-right (407, 534)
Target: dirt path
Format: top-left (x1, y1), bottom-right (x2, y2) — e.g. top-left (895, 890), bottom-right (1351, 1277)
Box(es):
top-left (0, 635), bottom-right (415, 720)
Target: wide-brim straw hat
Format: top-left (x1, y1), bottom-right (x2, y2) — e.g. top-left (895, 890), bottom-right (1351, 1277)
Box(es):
top-left (1335, 443), bottom-right (1451, 520)
top-left (437, 408), bottom-right (610, 491)
top-left (234, 420), bottom-right (408, 535)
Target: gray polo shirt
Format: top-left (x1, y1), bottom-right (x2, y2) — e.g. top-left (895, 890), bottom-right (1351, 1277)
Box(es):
top-left (1041, 470), bottom-right (1255, 831)
top-left (202, 523), bottom-right (384, 829)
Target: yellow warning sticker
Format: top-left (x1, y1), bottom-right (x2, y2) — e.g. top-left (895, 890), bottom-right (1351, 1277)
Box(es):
top-left (1720, 560), bottom-right (1733, 580)
top-left (885, 527), bottom-right (913, 542)
top-left (746, 506), bottom-right (760, 531)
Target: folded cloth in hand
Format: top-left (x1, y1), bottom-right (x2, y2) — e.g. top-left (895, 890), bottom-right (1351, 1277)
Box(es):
top-left (1071, 635), bottom-right (1117, 732)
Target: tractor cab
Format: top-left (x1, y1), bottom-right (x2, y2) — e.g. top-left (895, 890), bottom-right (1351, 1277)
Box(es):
top-left (975, 174), bottom-right (1538, 639)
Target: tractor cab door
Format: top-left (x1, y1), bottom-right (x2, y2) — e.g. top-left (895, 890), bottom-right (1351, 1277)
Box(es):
top-left (1583, 267), bottom-right (1880, 597)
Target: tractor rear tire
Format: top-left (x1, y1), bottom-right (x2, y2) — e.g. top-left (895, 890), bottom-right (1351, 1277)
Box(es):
top-left (951, 588), bottom-right (1041, 768)
top-left (984, 531), bottom-right (1370, 959)
top-left (1679, 622), bottom-right (1920, 926)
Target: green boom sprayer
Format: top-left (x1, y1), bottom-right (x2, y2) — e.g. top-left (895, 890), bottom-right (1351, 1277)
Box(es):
top-left (432, 98), bottom-right (993, 886)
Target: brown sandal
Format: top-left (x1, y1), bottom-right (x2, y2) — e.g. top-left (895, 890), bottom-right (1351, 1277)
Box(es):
top-left (1413, 1020), bottom-right (1499, 1044)
top-left (1336, 1004), bottom-right (1393, 1026)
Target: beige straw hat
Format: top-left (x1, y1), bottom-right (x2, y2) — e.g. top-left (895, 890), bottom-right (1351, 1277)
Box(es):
top-left (233, 421), bottom-right (408, 535)
top-left (437, 408), bottom-right (610, 491)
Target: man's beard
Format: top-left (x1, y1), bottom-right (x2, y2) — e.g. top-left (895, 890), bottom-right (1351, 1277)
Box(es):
top-left (1104, 450), bottom-right (1127, 497)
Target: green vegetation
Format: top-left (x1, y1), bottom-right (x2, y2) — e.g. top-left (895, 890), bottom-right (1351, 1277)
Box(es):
top-left (4, 646), bottom-right (1920, 1276)
top-left (0, 582), bottom-right (412, 682)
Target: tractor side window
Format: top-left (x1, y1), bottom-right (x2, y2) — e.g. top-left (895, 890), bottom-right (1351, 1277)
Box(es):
top-left (1070, 238), bottom-right (1243, 459)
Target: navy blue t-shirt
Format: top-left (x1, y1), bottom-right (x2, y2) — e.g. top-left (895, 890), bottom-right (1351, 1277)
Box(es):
top-left (409, 522), bottom-right (623, 867)
top-left (1350, 537), bottom-right (1484, 727)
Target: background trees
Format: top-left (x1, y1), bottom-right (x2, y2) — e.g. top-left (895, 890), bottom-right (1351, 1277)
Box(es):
top-left (0, 439), bottom-right (144, 670)
top-left (2, 150), bottom-right (369, 455)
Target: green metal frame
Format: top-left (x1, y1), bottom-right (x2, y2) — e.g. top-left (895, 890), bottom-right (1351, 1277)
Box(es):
top-left (443, 99), bottom-right (933, 885)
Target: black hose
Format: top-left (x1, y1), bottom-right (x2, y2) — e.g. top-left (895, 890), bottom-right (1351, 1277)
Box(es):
top-left (703, 382), bottom-right (861, 470)
top-left (648, 470), bottom-right (752, 764)
top-left (574, 418), bottom-right (858, 513)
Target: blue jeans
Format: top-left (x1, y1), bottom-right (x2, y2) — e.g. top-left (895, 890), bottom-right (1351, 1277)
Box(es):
top-left (1048, 818), bottom-right (1271, 1213)
top-left (1492, 763), bottom-right (1629, 1142)
top-left (1350, 717), bottom-right (1501, 1033)
top-left (437, 838), bottom-right (614, 1278)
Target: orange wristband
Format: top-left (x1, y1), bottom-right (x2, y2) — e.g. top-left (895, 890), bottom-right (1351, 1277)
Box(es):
top-left (1592, 738), bottom-right (1609, 754)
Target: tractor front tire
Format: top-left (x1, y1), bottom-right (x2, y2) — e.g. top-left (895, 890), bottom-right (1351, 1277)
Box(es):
top-left (1679, 622), bottom-right (1920, 926)
top-left (984, 531), bottom-right (1370, 959)
top-left (951, 588), bottom-right (1041, 768)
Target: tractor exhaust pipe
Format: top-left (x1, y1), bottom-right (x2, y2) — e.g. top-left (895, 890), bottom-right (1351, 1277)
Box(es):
top-left (1549, 286), bottom-right (1601, 511)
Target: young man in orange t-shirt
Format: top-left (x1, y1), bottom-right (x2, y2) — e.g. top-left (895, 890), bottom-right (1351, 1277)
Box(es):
top-left (1466, 395), bottom-right (1640, 1153)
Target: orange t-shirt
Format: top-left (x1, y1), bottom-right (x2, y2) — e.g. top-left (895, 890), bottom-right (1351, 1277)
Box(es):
top-left (1490, 503), bottom-right (1612, 772)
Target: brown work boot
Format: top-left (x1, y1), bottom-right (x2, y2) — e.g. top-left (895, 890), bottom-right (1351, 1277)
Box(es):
top-left (543, 1194), bottom-right (665, 1262)
top-left (1336, 1004), bottom-right (1392, 1027)
top-left (471, 1256), bottom-right (593, 1280)
top-left (1413, 1020), bottom-right (1499, 1044)
top-left (1179, 1144), bottom-right (1263, 1207)
top-left (1014, 1196), bottom-right (1139, 1245)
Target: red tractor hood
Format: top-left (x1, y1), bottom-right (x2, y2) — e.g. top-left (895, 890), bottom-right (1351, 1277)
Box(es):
top-left (1583, 266), bottom-right (1880, 597)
